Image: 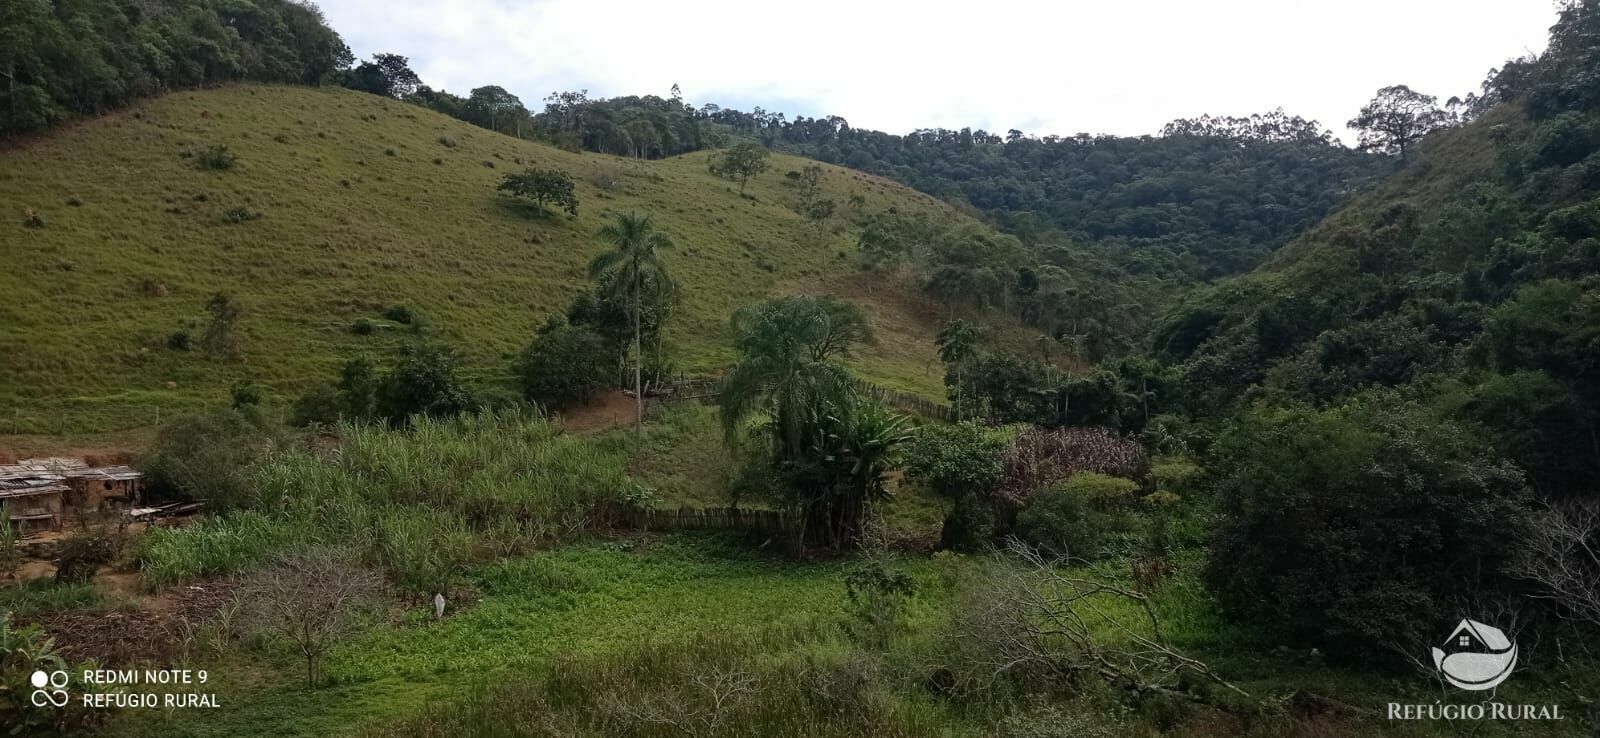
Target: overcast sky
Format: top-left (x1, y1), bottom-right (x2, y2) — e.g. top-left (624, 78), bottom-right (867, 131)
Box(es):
top-left (318, 0), bottom-right (1560, 145)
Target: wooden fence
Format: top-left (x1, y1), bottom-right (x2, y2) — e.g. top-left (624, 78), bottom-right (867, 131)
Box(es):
top-left (653, 375), bottom-right (960, 421)
top-left (590, 502), bottom-right (796, 537)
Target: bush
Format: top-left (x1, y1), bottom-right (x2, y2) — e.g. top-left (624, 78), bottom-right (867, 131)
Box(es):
top-left (194, 145), bottom-right (237, 171)
top-left (903, 422), bottom-right (1005, 498)
top-left (515, 318), bottom-right (611, 410)
top-left (54, 532), bottom-right (118, 583)
top-left (230, 379), bottom-right (262, 409)
top-left (140, 408), bottom-right (279, 511)
top-left (291, 385), bottom-right (343, 427)
top-left (166, 331), bottom-right (192, 351)
top-left (1530, 112), bottom-right (1596, 169)
top-left (376, 343), bottom-right (477, 423)
top-left (1206, 399), bottom-right (1533, 662)
top-left (383, 305), bottom-right (415, 324)
top-left (351, 318), bottom-right (375, 335)
top-left (222, 205), bottom-right (262, 223)
top-left (842, 561), bottom-right (916, 650)
top-left (903, 423), bottom-right (1010, 551)
top-left (1014, 472), bottom-right (1137, 560)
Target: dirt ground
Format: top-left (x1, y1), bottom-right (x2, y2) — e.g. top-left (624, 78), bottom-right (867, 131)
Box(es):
top-left (555, 390), bottom-right (641, 433)
top-left (34, 579), bottom-right (239, 666)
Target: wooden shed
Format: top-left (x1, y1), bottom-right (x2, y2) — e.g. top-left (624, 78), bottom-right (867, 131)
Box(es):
top-left (0, 458), bottom-right (143, 535)
top-left (0, 467), bottom-right (68, 535)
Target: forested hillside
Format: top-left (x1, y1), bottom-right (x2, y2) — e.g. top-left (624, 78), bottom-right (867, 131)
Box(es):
top-left (751, 110), bottom-right (1389, 280)
top-left (0, 0), bottom-right (349, 134)
top-left (1134, 0), bottom-right (1600, 659)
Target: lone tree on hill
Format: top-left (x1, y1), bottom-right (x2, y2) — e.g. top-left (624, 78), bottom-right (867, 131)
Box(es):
top-left (709, 143), bottom-right (771, 195)
top-left (1348, 85), bottom-right (1451, 159)
top-left (589, 212), bottom-right (675, 450)
top-left (498, 168), bottom-right (579, 215)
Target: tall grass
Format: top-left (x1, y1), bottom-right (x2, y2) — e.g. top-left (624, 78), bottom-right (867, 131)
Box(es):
top-left (138, 410), bottom-right (628, 592)
top-left (361, 630), bottom-right (976, 738)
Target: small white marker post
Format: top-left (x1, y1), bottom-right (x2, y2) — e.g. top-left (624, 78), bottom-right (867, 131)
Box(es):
top-left (433, 593), bottom-right (446, 619)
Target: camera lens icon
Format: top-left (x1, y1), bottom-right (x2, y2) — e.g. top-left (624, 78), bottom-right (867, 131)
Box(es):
top-left (30, 670), bottom-right (70, 707)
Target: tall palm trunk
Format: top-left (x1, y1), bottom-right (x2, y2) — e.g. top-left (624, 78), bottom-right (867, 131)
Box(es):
top-left (632, 258), bottom-right (643, 453)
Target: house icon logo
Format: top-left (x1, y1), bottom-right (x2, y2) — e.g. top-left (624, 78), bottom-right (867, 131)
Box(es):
top-left (1431, 619), bottom-right (1517, 691)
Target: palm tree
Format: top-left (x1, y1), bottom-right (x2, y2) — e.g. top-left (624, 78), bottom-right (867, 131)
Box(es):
top-left (721, 296), bottom-right (908, 548)
top-left (935, 319), bottom-right (980, 420)
top-left (590, 212), bottom-right (674, 450)
top-left (718, 295), bottom-right (869, 459)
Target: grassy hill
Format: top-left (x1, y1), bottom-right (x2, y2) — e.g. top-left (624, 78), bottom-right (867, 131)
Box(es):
top-left (0, 84), bottom-right (989, 438)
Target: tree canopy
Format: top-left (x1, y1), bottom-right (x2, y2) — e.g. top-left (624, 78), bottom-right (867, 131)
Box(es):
top-left (1, 0), bottom-right (351, 136)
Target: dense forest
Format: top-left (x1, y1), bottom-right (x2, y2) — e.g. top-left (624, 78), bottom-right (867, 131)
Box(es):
top-left (1131, 0), bottom-right (1600, 656)
top-left (0, 0), bottom-right (350, 134)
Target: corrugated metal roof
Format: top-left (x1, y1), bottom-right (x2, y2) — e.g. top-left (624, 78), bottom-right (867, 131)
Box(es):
top-left (0, 459), bottom-right (139, 483)
top-left (72, 465), bottom-right (141, 482)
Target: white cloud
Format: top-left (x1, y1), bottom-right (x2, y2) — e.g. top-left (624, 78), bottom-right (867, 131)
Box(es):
top-left (317, 0), bottom-right (1559, 143)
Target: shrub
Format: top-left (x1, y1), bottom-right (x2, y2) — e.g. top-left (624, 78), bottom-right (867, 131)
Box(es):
top-left (22, 208), bottom-right (45, 228)
top-left (1530, 112), bottom-right (1596, 169)
top-left (222, 206), bottom-right (262, 223)
top-left (842, 561), bottom-right (916, 650)
top-left (1206, 399), bottom-right (1534, 662)
top-left (230, 379), bottom-right (262, 409)
top-left (904, 422), bottom-right (1006, 498)
top-left (376, 343), bottom-right (477, 423)
top-left (1014, 472), bottom-right (1137, 560)
top-left (292, 385), bottom-right (343, 427)
top-left (383, 305), bottom-right (415, 324)
top-left (437, 135), bottom-right (457, 147)
top-left (515, 318), bottom-right (611, 410)
top-left (54, 532), bottom-right (118, 583)
top-left (903, 422), bottom-right (1007, 551)
top-left (140, 408), bottom-right (279, 511)
top-left (65, 195), bottom-right (82, 207)
top-left (194, 144), bottom-right (236, 170)
top-left (351, 318), bottom-right (375, 335)
top-left (165, 331), bottom-right (192, 351)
